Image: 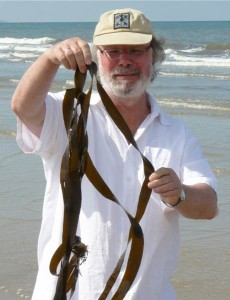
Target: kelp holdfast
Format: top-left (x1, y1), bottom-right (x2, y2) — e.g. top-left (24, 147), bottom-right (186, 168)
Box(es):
top-left (49, 62), bottom-right (155, 300)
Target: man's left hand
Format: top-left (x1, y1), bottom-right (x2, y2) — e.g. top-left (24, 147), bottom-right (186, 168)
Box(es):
top-left (148, 167), bottom-right (182, 206)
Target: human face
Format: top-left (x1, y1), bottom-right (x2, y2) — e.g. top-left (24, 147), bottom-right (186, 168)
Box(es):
top-left (97, 44), bottom-right (153, 99)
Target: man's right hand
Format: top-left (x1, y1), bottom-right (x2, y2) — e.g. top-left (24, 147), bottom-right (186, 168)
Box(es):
top-left (45, 37), bottom-right (92, 73)
top-left (12, 36), bottom-right (93, 137)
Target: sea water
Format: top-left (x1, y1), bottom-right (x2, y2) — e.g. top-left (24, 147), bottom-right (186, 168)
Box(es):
top-left (0, 21), bottom-right (230, 299)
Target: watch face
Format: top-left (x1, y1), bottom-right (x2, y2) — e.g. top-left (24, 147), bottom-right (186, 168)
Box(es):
top-left (180, 189), bottom-right (186, 201)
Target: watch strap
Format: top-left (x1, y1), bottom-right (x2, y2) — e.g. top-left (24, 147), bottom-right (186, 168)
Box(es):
top-left (162, 188), bottom-right (186, 208)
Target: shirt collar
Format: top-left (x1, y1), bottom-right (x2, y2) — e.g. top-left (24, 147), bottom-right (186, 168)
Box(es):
top-left (90, 90), bottom-right (172, 126)
top-left (147, 93), bottom-right (172, 126)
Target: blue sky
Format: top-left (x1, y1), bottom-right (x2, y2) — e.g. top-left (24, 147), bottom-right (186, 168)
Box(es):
top-left (0, 1), bottom-right (230, 22)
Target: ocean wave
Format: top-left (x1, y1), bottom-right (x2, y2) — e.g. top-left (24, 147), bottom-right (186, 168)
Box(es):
top-left (164, 46), bottom-right (230, 67)
top-left (213, 167), bottom-right (230, 176)
top-left (164, 60), bottom-right (230, 68)
top-left (0, 51), bottom-right (42, 61)
top-left (0, 130), bottom-right (16, 136)
top-left (0, 44), bottom-right (11, 50)
top-left (9, 79), bottom-right (20, 83)
top-left (65, 80), bottom-right (74, 86)
top-left (11, 52), bottom-right (39, 59)
top-left (159, 72), bottom-right (230, 80)
top-left (0, 37), bottom-right (53, 62)
top-left (14, 45), bottom-right (50, 52)
top-left (179, 47), bottom-right (205, 53)
top-left (165, 42), bottom-right (230, 52)
top-left (164, 52), bottom-right (230, 67)
top-left (0, 37), bottom-right (55, 45)
top-left (8, 58), bottom-right (24, 62)
top-left (0, 44), bottom-right (49, 53)
top-left (0, 53), bottom-right (10, 59)
top-left (158, 98), bottom-right (230, 113)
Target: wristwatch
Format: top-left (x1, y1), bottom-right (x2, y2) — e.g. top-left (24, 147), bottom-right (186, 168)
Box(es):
top-left (162, 188), bottom-right (186, 208)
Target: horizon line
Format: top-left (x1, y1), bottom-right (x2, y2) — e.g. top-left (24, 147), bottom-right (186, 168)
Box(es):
top-left (1, 19), bottom-right (230, 23)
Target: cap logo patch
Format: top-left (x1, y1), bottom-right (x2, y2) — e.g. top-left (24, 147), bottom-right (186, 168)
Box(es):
top-left (114, 13), bottom-right (130, 29)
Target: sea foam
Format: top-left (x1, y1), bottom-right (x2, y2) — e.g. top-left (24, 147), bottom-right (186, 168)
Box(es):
top-left (0, 37), bottom-right (55, 45)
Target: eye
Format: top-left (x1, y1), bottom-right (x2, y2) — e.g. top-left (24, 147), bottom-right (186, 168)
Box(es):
top-left (129, 49), bottom-right (144, 56)
top-left (104, 49), bottom-right (120, 60)
top-left (107, 49), bottom-right (120, 55)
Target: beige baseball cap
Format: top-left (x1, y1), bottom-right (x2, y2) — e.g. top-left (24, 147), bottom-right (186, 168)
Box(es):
top-left (93, 8), bottom-right (154, 46)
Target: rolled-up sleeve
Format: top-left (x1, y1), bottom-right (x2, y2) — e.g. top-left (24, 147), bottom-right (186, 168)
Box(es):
top-left (181, 128), bottom-right (217, 191)
top-left (16, 91), bottom-right (67, 159)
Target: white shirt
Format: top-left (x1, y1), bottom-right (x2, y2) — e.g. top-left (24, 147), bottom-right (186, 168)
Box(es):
top-left (17, 91), bottom-right (217, 300)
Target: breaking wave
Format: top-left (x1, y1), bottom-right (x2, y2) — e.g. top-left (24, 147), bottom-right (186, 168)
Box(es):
top-left (0, 37), bottom-right (54, 61)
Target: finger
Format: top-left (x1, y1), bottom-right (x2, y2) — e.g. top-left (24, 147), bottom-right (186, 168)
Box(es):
top-left (57, 47), bottom-right (72, 69)
top-left (76, 41), bottom-right (92, 65)
top-left (160, 189), bottom-right (180, 198)
top-left (62, 47), bottom-right (79, 70)
top-left (148, 176), bottom-right (168, 189)
top-left (149, 167), bottom-right (169, 181)
top-left (49, 38), bottom-right (92, 71)
top-left (59, 42), bottom-right (88, 71)
top-left (152, 181), bottom-right (176, 194)
top-left (71, 42), bottom-right (92, 72)
top-left (73, 46), bottom-right (88, 72)
top-left (46, 45), bottom-right (71, 69)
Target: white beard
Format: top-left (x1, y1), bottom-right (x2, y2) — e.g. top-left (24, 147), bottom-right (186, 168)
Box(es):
top-left (98, 62), bottom-right (152, 99)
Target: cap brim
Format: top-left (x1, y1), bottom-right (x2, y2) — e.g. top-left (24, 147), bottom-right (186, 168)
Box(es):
top-left (93, 32), bottom-right (153, 46)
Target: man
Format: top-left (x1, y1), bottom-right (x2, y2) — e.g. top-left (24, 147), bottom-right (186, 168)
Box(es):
top-left (12, 8), bottom-right (218, 300)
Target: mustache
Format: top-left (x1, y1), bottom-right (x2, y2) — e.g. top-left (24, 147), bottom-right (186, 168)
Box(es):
top-left (112, 67), bottom-right (140, 76)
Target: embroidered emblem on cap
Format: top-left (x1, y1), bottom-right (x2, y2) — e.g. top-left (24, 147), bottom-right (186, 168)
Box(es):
top-left (114, 13), bottom-right (130, 29)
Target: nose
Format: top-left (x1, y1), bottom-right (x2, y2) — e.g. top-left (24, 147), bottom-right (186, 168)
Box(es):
top-left (118, 50), bottom-right (132, 66)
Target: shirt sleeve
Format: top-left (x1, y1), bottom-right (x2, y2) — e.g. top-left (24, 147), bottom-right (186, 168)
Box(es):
top-left (180, 126), bottom-right (217, 192)
top-left (16, 91), bottom-right (67, 160)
